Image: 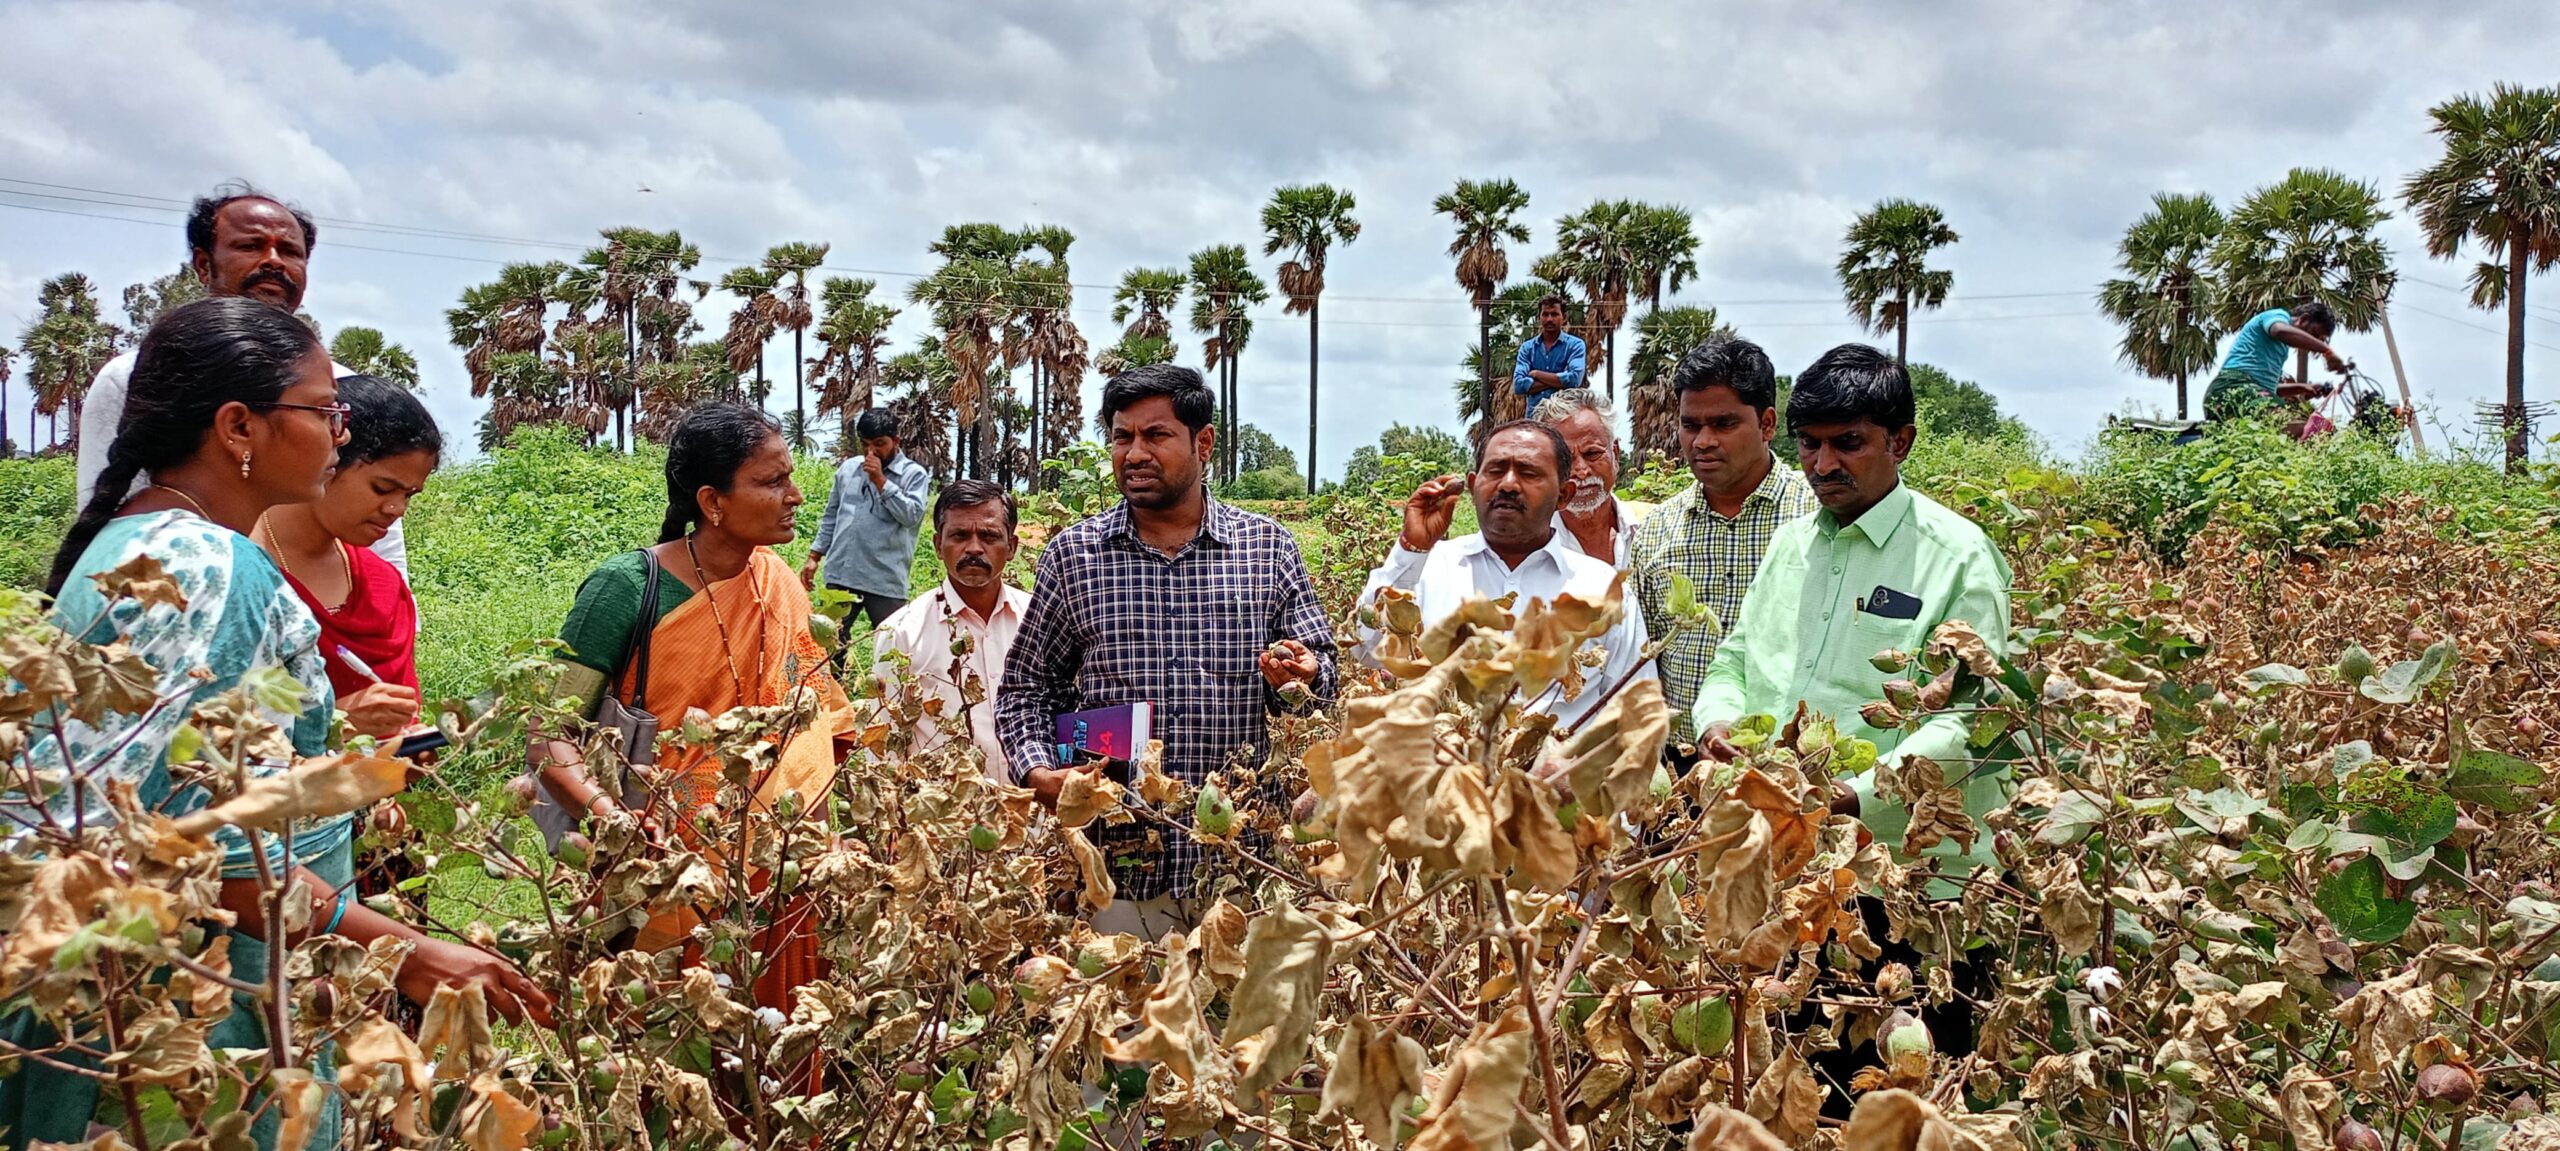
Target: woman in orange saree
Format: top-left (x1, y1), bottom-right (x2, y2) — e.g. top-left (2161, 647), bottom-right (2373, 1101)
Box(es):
top-left (531, 402), bottom-right (857, 1009)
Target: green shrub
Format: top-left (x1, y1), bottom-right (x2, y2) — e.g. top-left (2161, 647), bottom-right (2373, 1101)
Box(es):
top-left (0, 456), bottom-right (75, 590)
top-left (1223, 465), bottom-right (1308, 501)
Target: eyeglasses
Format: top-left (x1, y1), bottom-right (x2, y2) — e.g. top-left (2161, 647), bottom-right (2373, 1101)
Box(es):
top-left (254, 402), bottom-right (351, 435)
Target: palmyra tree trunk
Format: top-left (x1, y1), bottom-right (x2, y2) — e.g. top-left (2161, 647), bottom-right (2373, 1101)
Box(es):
top-left (2507, 240), bottom-right (2530, 473)
top-left (1478, 308), bottom-right (1496, 425)
top-left (1895, 290), bottom-right (1910, 370)
top-left (1306, 297), bottom-right (1320, 492)
top-left (793, 328), bottom-right (806, 452)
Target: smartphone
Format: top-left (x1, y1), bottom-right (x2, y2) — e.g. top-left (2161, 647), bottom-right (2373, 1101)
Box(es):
top-left (395, 729), bottom-right (450, 759)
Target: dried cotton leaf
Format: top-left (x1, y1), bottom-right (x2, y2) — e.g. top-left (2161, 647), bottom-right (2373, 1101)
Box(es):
top-left (1410, 1005), bottom-right (1536, 1151)
top-left (1226, 900), bottom-right (1334, 1100)
top-left (1687, 1104), bottom-right (1789, 1151)
top-left (170, 754), bottom-right (408, 840)
top-left (1319, 1012), bottom-right (1430, 1150)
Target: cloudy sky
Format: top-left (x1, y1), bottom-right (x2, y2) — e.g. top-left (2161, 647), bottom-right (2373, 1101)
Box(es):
top-left (4, 0), bottom-right (2556, 477)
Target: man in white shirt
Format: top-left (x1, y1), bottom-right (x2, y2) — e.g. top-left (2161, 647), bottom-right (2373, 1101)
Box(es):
top-left (1532, 388), bottom-right (1649, 571)
top-left (869, 479), bottom-right (1029, 780)
top-left (1355, 419), bottom-right (1651, 729)
top-left (77, 182), bottom-right (405, 572)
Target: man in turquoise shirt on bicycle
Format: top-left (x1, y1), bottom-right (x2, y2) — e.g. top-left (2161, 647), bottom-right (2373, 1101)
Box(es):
top-left (2204, 301), bottom-right (2350, 422)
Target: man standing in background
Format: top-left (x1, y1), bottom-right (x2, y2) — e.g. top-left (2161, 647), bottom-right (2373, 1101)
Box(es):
top-left (1626, 338), bottom-right (1816, 756)
top-left (1533, 387), bottom-right (1649, 570)
top-left (871, 479), bottom-right (1028, 781)
top-left (804, 408), bottom-right (931, 636)
top-left (1512, 293), bottom-right (1587, 409)
top-left (77, 181), bottom-right (407, 572)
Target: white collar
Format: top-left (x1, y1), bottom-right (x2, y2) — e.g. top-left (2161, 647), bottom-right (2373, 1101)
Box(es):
top-left (1447, 530), bottom-right (1575, 574)
top-left (938, 583), bottom-right (1026, 625)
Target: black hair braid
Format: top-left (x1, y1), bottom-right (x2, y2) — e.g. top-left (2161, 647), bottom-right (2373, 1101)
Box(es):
top-left (658, 401), bottom-right (783, 544)
top-left (45, 298), bottom-right (322, 596)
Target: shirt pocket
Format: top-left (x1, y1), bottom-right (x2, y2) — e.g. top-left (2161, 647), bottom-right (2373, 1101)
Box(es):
top-left (1197, 587), bottom-right (1270, 683)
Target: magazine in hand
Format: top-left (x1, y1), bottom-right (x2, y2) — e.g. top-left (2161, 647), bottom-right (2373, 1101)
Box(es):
top-left (1055, 701), bottom-right (1151, 773)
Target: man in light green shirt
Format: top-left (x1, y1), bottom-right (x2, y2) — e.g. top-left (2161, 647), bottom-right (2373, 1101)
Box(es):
top-left (1692, 343), bottom-right (2013, 875)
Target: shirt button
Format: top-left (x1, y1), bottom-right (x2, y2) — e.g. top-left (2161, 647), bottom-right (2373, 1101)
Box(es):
top-left (1830, 565), bottom-right (1842, 575)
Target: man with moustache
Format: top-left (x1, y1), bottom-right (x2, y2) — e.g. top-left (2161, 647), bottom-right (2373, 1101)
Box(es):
top-left (869, 480), bottom-right (1029, 781)
top-left (997, 364), bottom-right (1335, 937)
top-left (1691, 343), bottom-right (2012, 1116)
top-left (77, 182), bottom-right (408, 572)
top-left (1354, 420), bottom-right (1651, 729)
top-left (1533, 388), bottom-right (1650, 571)
top-left (1625, 338), bottom-right (1817, 756)
top-left (1692, 343), bottom-right (2012, 875)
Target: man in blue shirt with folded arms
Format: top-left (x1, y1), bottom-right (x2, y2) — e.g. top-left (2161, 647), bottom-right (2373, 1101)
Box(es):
top-left (1513, 293), bottom-right (1587, 407)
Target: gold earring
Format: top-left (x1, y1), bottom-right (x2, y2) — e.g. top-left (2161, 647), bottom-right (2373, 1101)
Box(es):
top-left (240, 451), bottom-right (253, 478)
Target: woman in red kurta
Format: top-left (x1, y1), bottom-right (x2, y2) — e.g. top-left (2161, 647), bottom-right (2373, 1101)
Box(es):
top-left (254, 373), bottom-right (442, 909)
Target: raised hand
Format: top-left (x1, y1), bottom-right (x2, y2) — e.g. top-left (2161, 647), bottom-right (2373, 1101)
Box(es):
top-left (1399, 474), bottom-right (1467, 552)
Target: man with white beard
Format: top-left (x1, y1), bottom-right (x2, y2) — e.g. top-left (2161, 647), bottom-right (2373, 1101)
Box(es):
top-left (1533, 388), bottom-right (1650, 571)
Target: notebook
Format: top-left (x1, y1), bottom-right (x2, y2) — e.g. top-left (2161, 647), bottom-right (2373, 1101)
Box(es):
top-left (1055, 701), bottom-right (1152, 763)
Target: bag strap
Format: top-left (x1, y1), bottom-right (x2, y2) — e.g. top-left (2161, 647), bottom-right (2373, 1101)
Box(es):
top-left (605, 549), bottom-right (664, 711)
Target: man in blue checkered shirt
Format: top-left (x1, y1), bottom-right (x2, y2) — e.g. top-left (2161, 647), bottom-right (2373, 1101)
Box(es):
top-left (996, 364), bottom-right (1337, 934)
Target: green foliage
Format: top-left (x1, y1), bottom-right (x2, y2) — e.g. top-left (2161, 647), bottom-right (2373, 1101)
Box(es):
top-left (1222, 466), bottom-right (1308, 501)
top-left (1229, 422), bottom-right (1298, 477)
top-left (2070, 418), bottom-right (2547, 561)
top-left (1338, 423), bottom-right (1469, 494)
top-left (0, 455), bottom-right (74, 589)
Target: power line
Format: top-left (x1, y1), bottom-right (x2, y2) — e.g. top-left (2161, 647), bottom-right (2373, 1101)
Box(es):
top-left (1, 174), bottom-right (2100, 310)
top-left (2392, 300), bottom-right (2560, 354)
top-left (2398, 272), bottom-right (2560, 326)
top-left (0, 195), bottom-right (2104, 333)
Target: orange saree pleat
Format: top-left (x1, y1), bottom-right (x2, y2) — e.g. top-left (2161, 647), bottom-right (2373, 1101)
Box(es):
top-left (621, 549), bottom-right (858, 1010)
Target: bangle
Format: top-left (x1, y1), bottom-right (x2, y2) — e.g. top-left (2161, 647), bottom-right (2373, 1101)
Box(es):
top-left (324, 887), bottom-right (356, 934)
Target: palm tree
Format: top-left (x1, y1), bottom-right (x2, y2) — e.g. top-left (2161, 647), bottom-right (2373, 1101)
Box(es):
top-left (1837, 199), bottom-right (1960, 370)
top-left (883, 336), bottom-right (957, 480)
top-left (1551, 200), bottom-right (1643, 397)
top-left (1261, 183), bottom-right (1361, 491)
top-left (0, 342), bottom-right (13, 457)
top-left (717, 265), bottom-right (783, 406)
top-left (18, 274), bottom-right (121, 450)
top-left (1625, 305), bottom-right (1731, 470)
top-left (911, 224), bottom-right (1030, 479)
top-left (571, 227), bottom-right (701, 448)
top-left (2210, 168), bottom-right (2393, 388)
top-left (1435, 179), bottom-right (1533, 427)
top-left (447, 262), bottom-right (568, 397)
top-left (2098, 193), bottom-right (2227, 419)
top-left (1111, 268), bottom-right (1186, 354)
top-left (1011, 227), bottom-right (1086, 483)
top-left (328, 326), bottom-right (422, 389)
top-left (762, 241), bottom-right (832, 452)
top-left (809, 277), bottom-right (900, 447)
top-left (2404, 83), bottom-right (2560, 472)
top-left (1188, 244), bottom-right (1269, 486)
top-left (1629, 203), bottom-right (1701, 318)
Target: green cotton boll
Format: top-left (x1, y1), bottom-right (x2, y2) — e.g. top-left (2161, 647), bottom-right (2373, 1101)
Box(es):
top-left (1194, 781), bottom-right (1237, 838)
top-left (2335, 644), bottom-right (2376, 686)
top-left (1671, 996), bottom-right (1733, 1056)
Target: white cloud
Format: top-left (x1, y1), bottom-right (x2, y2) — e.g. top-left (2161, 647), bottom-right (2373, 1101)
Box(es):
top-left (3, 0), bottom-right (2556, 472)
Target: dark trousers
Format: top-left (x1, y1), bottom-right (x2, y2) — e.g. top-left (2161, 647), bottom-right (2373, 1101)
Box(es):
top-left (1797, 896), bottom-right (1993, 1119)
top-left (826, 586), bottom-right (907, 669)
